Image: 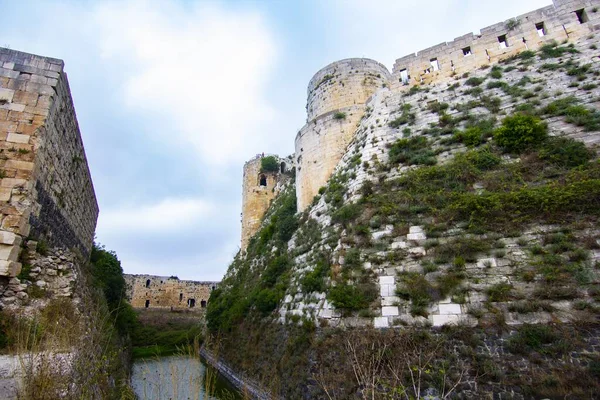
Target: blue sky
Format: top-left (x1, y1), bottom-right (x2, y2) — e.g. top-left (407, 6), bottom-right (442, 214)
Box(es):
top-left (0, 0), bottom-right (551, 280)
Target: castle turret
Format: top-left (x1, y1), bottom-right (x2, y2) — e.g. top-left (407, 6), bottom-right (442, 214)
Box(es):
top-left (295, 58), bottom-right (391, 211)
top-left (240, 154), bottom-right (291, 250)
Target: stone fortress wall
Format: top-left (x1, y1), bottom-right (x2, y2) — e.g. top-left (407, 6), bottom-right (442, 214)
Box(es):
top-left (124, 274), bottom-right (219, 310)
top-left (0, 48), bottom-right (98, 278)
top-left (240, 154), bottom-right (293, 250)
top-left (391, 0), bottom-right (600, 88)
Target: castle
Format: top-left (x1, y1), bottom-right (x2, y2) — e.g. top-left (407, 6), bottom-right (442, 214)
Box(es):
top-left (240, 0), bottom-right (600, 249)
top-left (124, 274), bottom-right (219, 311)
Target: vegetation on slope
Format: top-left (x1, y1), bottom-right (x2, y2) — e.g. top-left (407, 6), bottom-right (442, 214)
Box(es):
top-left (207, 38), bottom-right (600, 398)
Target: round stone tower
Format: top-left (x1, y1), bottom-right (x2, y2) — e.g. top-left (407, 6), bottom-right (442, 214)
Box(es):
top-left (295, 58), bottom-right (391, 211)
top-left (240, 154), bottom-right (291, 251)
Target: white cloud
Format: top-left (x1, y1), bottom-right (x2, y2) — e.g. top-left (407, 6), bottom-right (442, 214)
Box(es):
top-left (93, 0), bottom-right (278, 166)
top-left (322, 0), bottom-right (553, 69)
top-left (98, 197), bottom-right (215, 234)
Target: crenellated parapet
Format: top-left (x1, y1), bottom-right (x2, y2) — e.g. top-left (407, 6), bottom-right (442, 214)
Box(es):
top-left (391, 0), bottom-right (600, 89)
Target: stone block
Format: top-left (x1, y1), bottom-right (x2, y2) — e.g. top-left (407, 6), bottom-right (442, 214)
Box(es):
top-left (0, 188), bottom-right (11, 202)
top-left (409, 226), bottom-right (424, 234)
top-left (6, 133), bottom-right (29, 144)
top-left (382, 306), bottom-right (399, 316)
top-left (0, 178), bottom-right (26, 188)
top-left (432, 314), bottom-right (460, 327)
top-left (408, 247), bottom-right (426, 257)
top-left (5, 160), bottom-right (34, 171)
top-left (380, 284), bottom-right (394, 297)
top-left (379, 276), bottom-right (395, 285)
top-left (381, 296), bottom-right (400, 306)
top-left (407, 232), bottom-right (427, 241)
top-left (0, 69), bottom-right (19, 79)
top-left (0, 244), bottom-right (20, 262)
top-left (374, 316), bottom-right (389, 328)
top-left (0, 260), bottom-right (21, 276)
top-left (439, 303), bottom-right (462, 315)
top-left (391, 241), bottom-right (408, 249)
top-left (0, 88), bottom-right (15, 102)
top-left (0, 232), bottom-right (20, 246)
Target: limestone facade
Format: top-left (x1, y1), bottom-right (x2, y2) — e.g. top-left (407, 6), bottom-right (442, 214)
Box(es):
top-left (124, 274), bottom-right (219, 310)
top-left (240, 154), bottom-right (292, 250)
top-left (0, 48), bottom-right (98, 278)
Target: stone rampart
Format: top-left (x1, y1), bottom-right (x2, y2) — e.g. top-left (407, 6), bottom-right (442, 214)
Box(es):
top-left (391, 0), bottom-right (600, 88)
top-left (0, 48), bottom-right (98, 277)
top-left (124, 274), bottom-right (219, 310)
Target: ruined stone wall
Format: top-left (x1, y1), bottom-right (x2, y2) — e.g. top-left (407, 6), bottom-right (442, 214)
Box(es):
top-left (124, 274), bottom-right (219, 310)
top-left (391, 0), bottom-right (600, 89)
top-left (296, 59), bottom-right (391, 211)
top-left (0, 48), bottom-right (98, 277)
top-left (240, 154), bottom-right (293, 250)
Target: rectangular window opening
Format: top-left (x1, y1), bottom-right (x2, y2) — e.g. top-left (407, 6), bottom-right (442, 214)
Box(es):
top-left (430, 58), bottom-right (440, 71)
top-left (575, 9), bottom-right (589, 24)
top-left (399, 69), bottom-right (409, 85)
top-left (462, 46), bottom-right (472, 57)
top-left (498, 35), bottom-right (508, 49)
top-left (535, 22), bottom-right (546, 37)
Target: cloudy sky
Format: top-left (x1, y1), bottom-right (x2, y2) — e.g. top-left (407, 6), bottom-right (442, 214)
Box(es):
top-left (0, 0), bottom-right (551, 280)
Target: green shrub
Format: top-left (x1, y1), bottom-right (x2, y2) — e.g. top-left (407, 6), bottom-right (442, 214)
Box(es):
top-left (506, 324), bottom-right (568, 355)
top-left (494, 114), bottom-right (548, 152)
top-left (489, 66), bottom-right (502, 79)
top-left (301, 258), bottom-right (330, 293)
top-left (539, 137), bottom-right (594, 168)
top-left (486, 282), bottom-right (513, 302)
top-left (465, 77), bottom-right (485, 87)
top-left (464, 147), bottom-right (501, 170)
top-left (487, 81), bottom-right (508, 90)
top-left (328, 282), bottom-right (376, 312)
top-left (428, 102), bottom-right (449, 114)
top-left (254, 288), bottom-right (281, 314)
top-left (332, 203), bottom-right (361, 225)
top-left (389, 105), bottom-right (416, 127)
top-left (333, 112), bottom-right (347, 120)
top-left (388, 136), bottom-right (436, 166)
top-left (261, 156), bottom-right (279, 173)
top-left (433, 237), bottom-right (491, 263)
top-left (539, 41), bottom-right (578, 59)
top-left (454, 127), bottom-right (483, 147)
top-left (519, 50), bottom-right (536, 59)
top-left (36, 240), bottom-right (48, 256)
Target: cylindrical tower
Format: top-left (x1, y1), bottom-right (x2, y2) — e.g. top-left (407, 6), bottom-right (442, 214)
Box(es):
top-left (296, 58), bottom-right (391, 211)
top-left (240, 154), bottom-right (290, 250)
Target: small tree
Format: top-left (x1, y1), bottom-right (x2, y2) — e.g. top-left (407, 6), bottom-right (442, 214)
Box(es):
top-left (261, 156), bottom-right (279, 172)
top-left (494, 114), bottom-right (547, 153)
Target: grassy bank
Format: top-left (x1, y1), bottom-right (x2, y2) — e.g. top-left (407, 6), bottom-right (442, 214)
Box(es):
top-left (131, 309), bottom-right (204, 359)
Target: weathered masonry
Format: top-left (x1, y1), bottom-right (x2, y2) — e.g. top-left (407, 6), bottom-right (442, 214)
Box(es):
top-left (240, 154), bottom-right (292, 250)
top-left (124, 274), bottom-right (219, 311)
top-left (391, 0), bottom-right (600, 88)
top-left (0, 48), bottom-right (98, 278)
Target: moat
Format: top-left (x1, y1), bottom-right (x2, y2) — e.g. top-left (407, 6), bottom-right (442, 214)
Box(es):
top-left (131, 355), bottom-right (240, 400)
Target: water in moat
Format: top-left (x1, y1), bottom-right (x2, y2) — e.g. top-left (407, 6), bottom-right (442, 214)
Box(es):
top-left (131, 355), bottom-right (241, 400)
